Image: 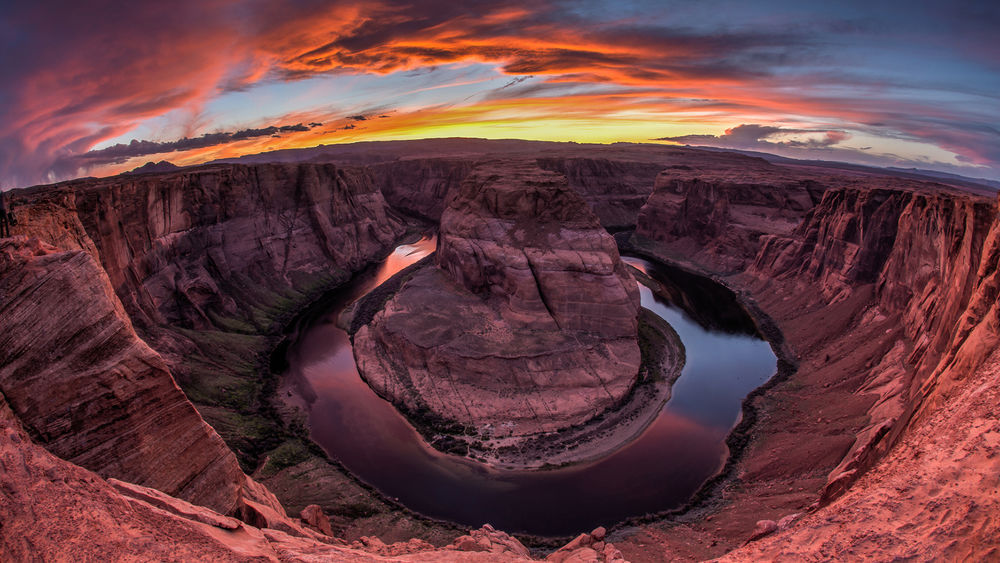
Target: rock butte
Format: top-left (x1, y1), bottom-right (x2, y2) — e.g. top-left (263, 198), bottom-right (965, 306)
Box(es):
top-left (353, 160), bottom-right (643, 449)
top-left (0, 139), bottom-right (997, 560)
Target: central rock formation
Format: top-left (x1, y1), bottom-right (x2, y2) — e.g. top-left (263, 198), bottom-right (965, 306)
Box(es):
top-left (354, 161), bottom-right (641, 447)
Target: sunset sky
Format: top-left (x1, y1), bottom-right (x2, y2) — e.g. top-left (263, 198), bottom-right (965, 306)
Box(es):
top-left (2, 0), bottom-right (998, 188)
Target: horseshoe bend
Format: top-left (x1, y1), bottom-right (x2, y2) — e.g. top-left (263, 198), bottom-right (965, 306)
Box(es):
top-left (353, 160), bottom-right (652, 468)
top-left (1, 139), bottom-right (998, 560)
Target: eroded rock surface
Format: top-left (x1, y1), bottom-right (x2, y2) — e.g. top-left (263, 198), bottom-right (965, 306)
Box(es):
top-left (354, 161), bottom-right (641, 447)
top-left (636, 174), bottom-right (825, 272)
top-left (67, 162), bottom-right (406, 332)
top-left (0, 236), bottom-right (288, 521)
top-left (5, 139), bottom-right (1000, 561)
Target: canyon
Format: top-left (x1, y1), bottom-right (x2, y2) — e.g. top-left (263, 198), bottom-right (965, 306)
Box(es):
top-left (353, 160), bottom-right (650, 465)
top-left (1, 139), bottom-right (998, 561)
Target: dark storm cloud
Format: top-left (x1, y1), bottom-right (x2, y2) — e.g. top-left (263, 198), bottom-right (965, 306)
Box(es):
top-left (65, 123), bottom-right (318, 168)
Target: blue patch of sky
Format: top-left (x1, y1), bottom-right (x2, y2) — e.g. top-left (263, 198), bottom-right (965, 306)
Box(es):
top-left (93, 63), bottom-right (510, 148)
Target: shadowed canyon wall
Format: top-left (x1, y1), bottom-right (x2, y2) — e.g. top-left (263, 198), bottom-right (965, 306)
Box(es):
top-left (0, 162), bottom-right (409, 523)
top-left (636, 172), bottom-right (1000, 505)
top-left (370, 156), bottom-right (663, 230)
top-left (70, 163), bottom-right (406, 332)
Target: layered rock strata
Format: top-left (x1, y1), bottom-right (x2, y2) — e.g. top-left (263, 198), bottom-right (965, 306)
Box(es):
top-left (625, 173), bottom-right (1000, 560)
top-left (0, 237), bottom-right (283, 519)
top-left (746, 185), bottom-right (999, 497)
top-left (371, 158), bottom-right (474, 221)
top-left (536, 157), bottom-right (665, 229)
top-left (2, 163), bottom-right (411, 526)
top-left (4, 140), bottom-right (999, 560)
top-left (636, 174), bottom-right (826, 272)
top-left (354, 161), bottom-right (642, 445)
top-left (65, 162), bottom-right (405, 332)
top-left (370, 156), bottom-right (664, 230)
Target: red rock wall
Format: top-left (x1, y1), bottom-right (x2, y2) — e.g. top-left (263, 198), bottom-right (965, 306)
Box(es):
top-left (637, 173), bottom-right (1000, 503)
top-left (536, 157), bottom-right (665, 229)
top-left (0, 162), bottom-right (410, 521)
top-left (371, 158), bottom-right (474, 221)
top-left (751, 187), bottom-right (999, 383)
top-left (636, 174), bottom-right (824, 272)
top-left (69, 162), bottom-right (406, 331)
top-left (370, 156), bottom-right (664, 229)
top-left (0, 238), bottom-right (246, 515)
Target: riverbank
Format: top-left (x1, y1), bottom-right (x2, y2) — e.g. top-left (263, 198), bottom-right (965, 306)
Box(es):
top-left (474, 307), bottom-right (685, 470)
top-left (342, 256), bottom-right (687, 470)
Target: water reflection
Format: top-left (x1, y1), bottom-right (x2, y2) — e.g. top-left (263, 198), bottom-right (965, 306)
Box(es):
top-left (285, 247), bottom-right (776, 536)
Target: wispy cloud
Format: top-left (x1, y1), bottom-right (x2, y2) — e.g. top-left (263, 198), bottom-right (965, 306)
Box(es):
top-left (2, 0), bottom-right (998, 187)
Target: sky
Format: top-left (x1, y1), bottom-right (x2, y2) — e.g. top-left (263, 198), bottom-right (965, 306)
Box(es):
top-left (1, 0), bottom-right (998, 188)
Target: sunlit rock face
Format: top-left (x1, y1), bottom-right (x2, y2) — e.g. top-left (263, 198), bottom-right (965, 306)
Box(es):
top-left (354, 160), bottom-right (641, 439)
top-left (0, 237), bottom-right (252, 516)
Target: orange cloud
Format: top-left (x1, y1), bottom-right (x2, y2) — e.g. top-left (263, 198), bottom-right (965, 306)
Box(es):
top-left (4, 1), bottom-right (998, 186)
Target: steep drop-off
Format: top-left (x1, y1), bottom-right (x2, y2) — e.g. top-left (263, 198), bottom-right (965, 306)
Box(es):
top-left (67, 162), bottom-right (405, 332)
top-left (371, 159), bottom-right (474, 221)
top-left (636, 173), bottom-right (826, 272)
top-left (535, 157), bottom-right (665, 229)
top-left (746, 185), bottom-right (999, 499)
top-left (623, 172), bottom-right (1000, 560)
top-left (0, 237), bottom-right (286, 520)
top-left (2, 162), bottom-right (423, 535)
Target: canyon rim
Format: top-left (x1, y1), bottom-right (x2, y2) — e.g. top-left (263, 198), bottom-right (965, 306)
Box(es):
top-left (3, 2), bottom-right (1000, 561)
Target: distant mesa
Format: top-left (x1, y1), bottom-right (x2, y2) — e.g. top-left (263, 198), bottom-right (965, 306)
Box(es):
top-left (127, 160), bottom-right (180, 175)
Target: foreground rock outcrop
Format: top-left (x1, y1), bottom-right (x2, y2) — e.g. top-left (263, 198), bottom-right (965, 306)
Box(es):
top-left (354, 161), bottom-right (642, 455)
top-left (0, 237), bottom-right (271, 516)
top-left (0, 386), bottom-right (560, 561)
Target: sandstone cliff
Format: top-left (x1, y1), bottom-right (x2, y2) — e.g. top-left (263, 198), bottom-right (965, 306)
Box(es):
top-left (746, 185), bottom-right (999, 498)
top-left (371, 156), bottom-right (663, 230)
top-left (4, 141), bottom-right (999, 561)
top-left (354, 161), bottom-right (642, 449)
top-left (2, 163), bottom-right (413, 527)
top-left (67, 162), bottom-right (405, 332)
top-left (636, 174), bottom-right (825, 272)
top-left (627, 170), bottom-right (1000, 560)
top-left (371, 158), bottom-right (474, 221)
top-left (0, 237), bottom-right (283, 519)
top-left (536, 157), bottom-right (665, 229)
top-left (8, 163), bottom-right (410, 474)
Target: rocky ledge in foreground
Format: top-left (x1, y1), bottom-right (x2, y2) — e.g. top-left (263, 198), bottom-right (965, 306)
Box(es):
top-left (353, 160), bottom-right (656, 465)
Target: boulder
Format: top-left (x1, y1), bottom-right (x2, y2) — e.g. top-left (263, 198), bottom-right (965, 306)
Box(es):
top-left (300, 504), bottom-right (333, 536)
